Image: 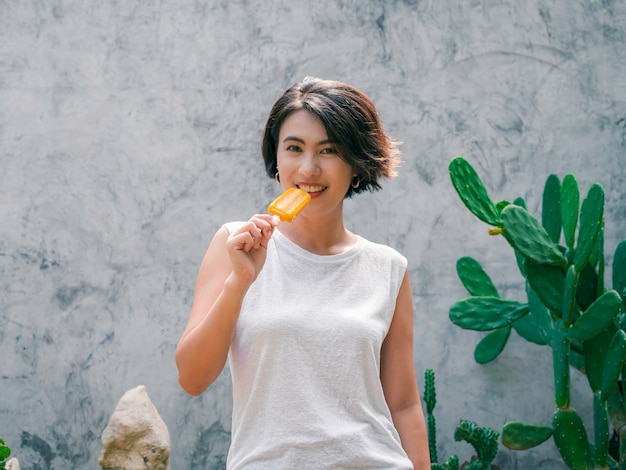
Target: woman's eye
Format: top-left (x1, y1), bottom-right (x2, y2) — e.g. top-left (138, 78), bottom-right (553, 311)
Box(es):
top-left (320, 147), bottom-right (337, 155)
top-left (286, 145), bottom-right (301, 152)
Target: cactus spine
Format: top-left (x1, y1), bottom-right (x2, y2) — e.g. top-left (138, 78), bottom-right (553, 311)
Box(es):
top-left (448, 156), bottom-right (626, 469)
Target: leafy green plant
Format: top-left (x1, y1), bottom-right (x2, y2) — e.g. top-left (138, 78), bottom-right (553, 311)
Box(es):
top-left (424, 369), bottom-right (500, 470)
top-left (0, 437), bottom-right (11, 470)
top-left (448, 156), bottom-right (626, 469)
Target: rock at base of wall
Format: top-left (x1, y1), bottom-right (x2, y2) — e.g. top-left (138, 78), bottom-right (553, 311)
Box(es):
top-left (6, 457), bottom-right (20, 470)
top-left (99, 385), bottom-right (170, 470)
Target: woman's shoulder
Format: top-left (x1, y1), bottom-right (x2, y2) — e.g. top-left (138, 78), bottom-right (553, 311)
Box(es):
top-left (358, 236), bottom-right (408, 268)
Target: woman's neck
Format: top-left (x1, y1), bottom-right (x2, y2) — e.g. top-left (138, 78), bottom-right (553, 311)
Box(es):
top-left (276, 214), bottom-right (358, 256)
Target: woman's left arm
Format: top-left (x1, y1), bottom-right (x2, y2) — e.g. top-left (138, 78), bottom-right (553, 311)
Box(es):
top-left (380, 269), bottom-right (431, 470)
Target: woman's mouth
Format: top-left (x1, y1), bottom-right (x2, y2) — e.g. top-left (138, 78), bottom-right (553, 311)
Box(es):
top-left (297, 184), bottom-right (326, 194)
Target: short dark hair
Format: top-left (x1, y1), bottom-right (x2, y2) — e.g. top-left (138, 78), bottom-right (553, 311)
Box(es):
top-left (261, 77), bottom-right (401, 198)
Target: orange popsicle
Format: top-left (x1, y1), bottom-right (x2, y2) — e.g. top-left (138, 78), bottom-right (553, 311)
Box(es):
top-left (268, 188), bottom-right (311, 222)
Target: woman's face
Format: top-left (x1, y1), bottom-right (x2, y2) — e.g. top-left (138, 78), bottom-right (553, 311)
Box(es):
top-left (276, 110), bottom-right (355, 216)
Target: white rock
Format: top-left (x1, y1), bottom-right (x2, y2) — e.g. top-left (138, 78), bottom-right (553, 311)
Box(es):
top-left (6, 458), bottom-right (20, 470)
top-left (99, 385), bottom-right (170, 470)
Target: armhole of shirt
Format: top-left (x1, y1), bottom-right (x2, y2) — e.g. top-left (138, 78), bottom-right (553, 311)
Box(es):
top-left (223, 221), bottom-right (246, 235)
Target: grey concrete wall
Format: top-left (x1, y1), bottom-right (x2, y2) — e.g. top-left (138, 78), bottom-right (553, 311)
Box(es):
top-left (1, 1), bottom-right (624, 468)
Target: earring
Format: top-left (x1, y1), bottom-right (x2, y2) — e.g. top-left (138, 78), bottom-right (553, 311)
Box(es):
top-left (351, 176), bottom-right (360, 189)
top-left (275, 171), bottom-right (280, 184)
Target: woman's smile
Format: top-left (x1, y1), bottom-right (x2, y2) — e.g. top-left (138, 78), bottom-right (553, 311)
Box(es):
top-left (296, 183), bottom-right (327, 197)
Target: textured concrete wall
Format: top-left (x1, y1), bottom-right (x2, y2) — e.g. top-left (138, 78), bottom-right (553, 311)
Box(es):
top-left (1, 1), bottom-right (624, 468)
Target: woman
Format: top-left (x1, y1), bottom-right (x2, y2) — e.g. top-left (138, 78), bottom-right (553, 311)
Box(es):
top-left (176, 77), bottom-right (430, 469)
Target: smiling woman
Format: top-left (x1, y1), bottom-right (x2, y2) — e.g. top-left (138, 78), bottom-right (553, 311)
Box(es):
top-left (175, 77), bottom-right (430, 470)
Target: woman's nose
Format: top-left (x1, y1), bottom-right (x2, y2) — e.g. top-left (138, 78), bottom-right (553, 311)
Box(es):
top-left (300, 153), bottom-right (321, 176)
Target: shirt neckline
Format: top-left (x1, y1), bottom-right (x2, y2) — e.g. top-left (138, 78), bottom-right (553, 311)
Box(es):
top-left (273, 228), bottom-right (364, 261)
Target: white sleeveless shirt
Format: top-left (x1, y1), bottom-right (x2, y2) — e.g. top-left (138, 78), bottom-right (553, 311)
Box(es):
top-left (224, 223), bottom-right (413, 469)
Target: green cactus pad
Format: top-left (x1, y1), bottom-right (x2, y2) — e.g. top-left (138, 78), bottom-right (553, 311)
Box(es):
top-left (562, 265), bottom-right (580, 329)
top-left (593, 393), bottom-right (609, 467)
top-left (449, 297), bottom-right (529, 331)
top-left (599, 330), bottom-right (626, 402)
top-left (569, 347), bottom-right (586, 374)
top-left (496, 199), bottom-right (512, 214)
top-left (552, 408), bottom-right (593, 469)
top-left (574, 183), bottom-right (604, 272)
top-left (566, 290), bottom-right (621, 342)
top-left (524, 283), bottom-right (555, 343)
top-left (586, 218), bottom-right (604, 273)
top-left (560, 174), bottom-right (580, 250)
top-left (501, 205), bottom-right (566, 266)
top-left (583, 323), bottom-right (618, 393)
top-left (474, 326), bottom-right (511, 364)
top-left (456, 257), bottom-right (499, 297)
top-left (552, 330), bottom-right (571, 408)
top-left (513, 196), bottom-right (527, 209)
top-left (542, 174), bottom-right (562, 244)
top-left (510, 198), bottom-right (531, 277)
top-left (613, 240), bottom-right (626, 303)
top-left (524, 260), bottom-right (566, 315)
top-left (575, 262), bottom-right (599, 311)
top-left (449, 156), bottom-right (501, 227)
top-left (501, 421), bottom-right (552, 450)
top-left (512, 309), bottom-right (549, 346)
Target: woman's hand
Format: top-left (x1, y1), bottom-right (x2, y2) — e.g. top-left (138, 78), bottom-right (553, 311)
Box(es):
top-left (226, 214), bottom-right (276, 287)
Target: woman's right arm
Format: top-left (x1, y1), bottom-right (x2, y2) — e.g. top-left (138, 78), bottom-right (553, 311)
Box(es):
top-left (175, 215), bottom-right (275, 396)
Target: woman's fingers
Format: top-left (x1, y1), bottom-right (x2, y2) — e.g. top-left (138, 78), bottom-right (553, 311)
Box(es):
top-left (230, 215), bottom-right (276, 253)
top-left (246, 215), bottom-right (276, 249)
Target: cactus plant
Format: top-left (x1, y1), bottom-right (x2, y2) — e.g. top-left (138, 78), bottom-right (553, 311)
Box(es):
top-left (424, 369), bottom-right (440, 464)
top-left (424, 369), bottom-right (499, 470)
top-left (0, 437), bottom-right (10, 470)
top-left (454, 420), bottom-right (500, 469)
top-left (448, 156), bottom-right (626, 469)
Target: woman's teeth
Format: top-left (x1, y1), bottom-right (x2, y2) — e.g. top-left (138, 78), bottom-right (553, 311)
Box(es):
top-left (298, 185), bottom-right (325, 193)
